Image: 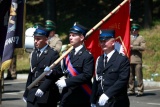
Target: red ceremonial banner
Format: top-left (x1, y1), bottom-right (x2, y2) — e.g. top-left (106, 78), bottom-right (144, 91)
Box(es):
top-left (84, 1), bottom-right (130, 62)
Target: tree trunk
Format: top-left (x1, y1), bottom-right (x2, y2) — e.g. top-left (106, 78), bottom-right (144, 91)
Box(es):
top-left (144, 0), bottom-right (152, 28)
top-left (44, 0), bottom-right (57, 23)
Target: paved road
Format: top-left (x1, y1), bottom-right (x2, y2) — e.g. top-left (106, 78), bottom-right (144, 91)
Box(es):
top-left (2, 79), bottom-right (26, 107)
top-left (129, 88), bottom-right (160, 107)
top-left (1, 78), bottom-right (160, 107)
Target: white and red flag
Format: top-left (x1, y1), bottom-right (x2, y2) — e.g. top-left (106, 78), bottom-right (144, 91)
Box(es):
top-left (84, 0), bottom-right (130, 62)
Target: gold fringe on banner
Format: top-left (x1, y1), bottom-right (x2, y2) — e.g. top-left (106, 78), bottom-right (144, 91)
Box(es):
top-left (0, 59), bottom-right (12, 78)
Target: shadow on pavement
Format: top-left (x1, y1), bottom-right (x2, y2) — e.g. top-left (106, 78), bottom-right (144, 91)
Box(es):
top-left (2, 98), bottom-right (21, 101)
top-left (3, 90), bottom-right (22, 93)
top-left (142, 92), bottom-right (156, 96)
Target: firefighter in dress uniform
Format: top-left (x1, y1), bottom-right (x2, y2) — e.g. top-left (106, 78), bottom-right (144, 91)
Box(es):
top-left (55, 23), bottom-right (95, 107)
top-left (91, 29), bottom-right (130, 107)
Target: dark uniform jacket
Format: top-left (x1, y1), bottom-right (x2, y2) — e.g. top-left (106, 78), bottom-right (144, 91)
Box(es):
top-left (23, 46), bottom-right (62, 105)
top-left (91, 51), bottom-right (130, 107)
top-left (60, 46), bottom-right (94, 106)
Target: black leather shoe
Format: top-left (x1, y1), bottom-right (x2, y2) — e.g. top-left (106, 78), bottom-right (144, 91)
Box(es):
top-left (12, 77), bottom-right (17, 79)
top-left (4, 77), bottom-right (16, 80)
top-left (136, 93), bottom-right (143, 97)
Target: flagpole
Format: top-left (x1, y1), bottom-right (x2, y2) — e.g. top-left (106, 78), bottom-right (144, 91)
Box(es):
top-left (27, 0), bottom-right (129, 90)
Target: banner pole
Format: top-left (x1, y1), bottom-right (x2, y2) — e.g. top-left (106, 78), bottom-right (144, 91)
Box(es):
top-left (27, 0), bottom-right (129, 90)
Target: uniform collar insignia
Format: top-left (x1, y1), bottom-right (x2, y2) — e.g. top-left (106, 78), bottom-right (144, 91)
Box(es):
top-left (78, 51), bottom-right (83, 55)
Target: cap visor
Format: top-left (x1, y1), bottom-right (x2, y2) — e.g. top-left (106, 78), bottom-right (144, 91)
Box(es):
top-left (69, 30), bottom-right (81, 34)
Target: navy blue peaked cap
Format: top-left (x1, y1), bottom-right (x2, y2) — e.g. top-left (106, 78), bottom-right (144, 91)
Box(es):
top-left (33, 27), bottom-right (49, 37)
top-left (99, 29), bottom-right (115, 40)
top-left (69, 23), bottom-right (88, 36)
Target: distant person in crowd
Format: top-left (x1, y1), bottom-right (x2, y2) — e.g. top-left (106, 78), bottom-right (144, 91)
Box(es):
top-left (55, 23), bottom-right (94, 107)
top-left (5, 54), bottom-right (17, 80)
top-left (128, 24), bottom-right (146, 97)
top-left (45, 20), bottom-right (62, 53)
top-left (33, 22), bottom-right (43, 28)
top-left (23, 27), bottom-right (62, 107)
top-left (91, 29), bottom-right (130, 107)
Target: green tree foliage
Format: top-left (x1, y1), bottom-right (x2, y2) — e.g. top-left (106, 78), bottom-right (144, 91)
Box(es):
top-left (25, 0), bottom-right (160, 47)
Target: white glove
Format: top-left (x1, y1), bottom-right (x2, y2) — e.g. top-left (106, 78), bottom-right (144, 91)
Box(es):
top-left (44, 66), bottom-right (52, 76)
top-left (55, 79), bottom-right (67, 88)
top-left (23, 97), bottom-right (27, 103)
top-left (91, 103), bottom-right (96, 107)
top-left (98, 93), bottom-right (109, 106)
top-left (35, 89), bottom-right (44, 97)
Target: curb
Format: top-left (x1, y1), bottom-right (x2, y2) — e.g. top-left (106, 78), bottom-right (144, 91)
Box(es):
top-left (17, 74), bottom-right (28, 79)
top-left (144, 81), bottom-right (160, 88)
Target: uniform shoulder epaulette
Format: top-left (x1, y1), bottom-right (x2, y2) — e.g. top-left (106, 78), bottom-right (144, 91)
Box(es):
top-left (49, 47), bottom-right (55, 51)
top-left (49, 48), bottom-right (56, 53)
top-left (119, 53), bottom-right (125, 56)
top-left (51, 47), bottom-right (54, 50)
top-left (85, 49), bottom-right (92, 54)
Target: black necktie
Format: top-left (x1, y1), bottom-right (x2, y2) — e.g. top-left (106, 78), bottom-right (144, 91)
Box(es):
top-left (104, 56), bottom-right (108, 67)
top-left (37, 50), bottom-right (41, 60)
top-left (70, 49), bottom-right (75, 59)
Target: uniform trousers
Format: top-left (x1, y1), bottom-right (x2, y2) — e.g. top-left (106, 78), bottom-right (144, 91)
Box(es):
top-left (128, 63), bottom-right (144, 94)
